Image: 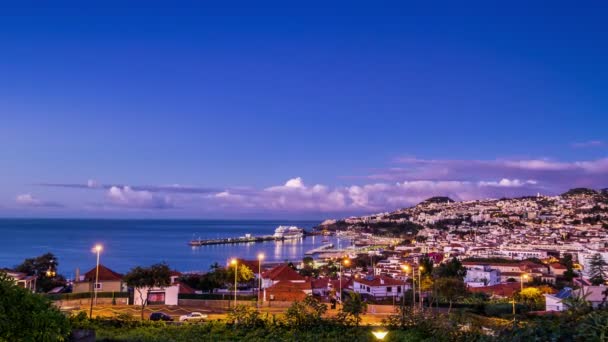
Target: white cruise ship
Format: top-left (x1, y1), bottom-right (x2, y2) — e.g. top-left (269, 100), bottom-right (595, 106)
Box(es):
top-left (273, 225), bottom-right (304, 239)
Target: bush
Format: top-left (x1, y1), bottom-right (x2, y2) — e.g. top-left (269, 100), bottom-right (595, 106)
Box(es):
top-left (0, 271), bottom-right (71, 341)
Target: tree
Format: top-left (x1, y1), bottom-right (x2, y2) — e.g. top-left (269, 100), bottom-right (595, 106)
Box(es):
top-left (0, 271), bottom-right (70, 341)
top-left (228, 304), bottom-right (264, 328)
top-left (588, 253), bottom-right (607, 285)
top-left (123, 263), bottom-right (171, 319)
top-left (284, 295), bottom-right (327, 328)
top-left (435, 257), bottom-right (467, 280)
top-left (516, 287), bottom-right (545, 311)
top-left (560, 254), bottom-right (576, 282)
top-left (341, 292), bottom-right (367, 326)
top-left (226, 263), bottom-right (254, 286)
top-left (435, 277), bottom-right (468, 314)
top-left (14, 252), bottom-right (63, 293)
top-left (419, 256), bottom-right (434, 276)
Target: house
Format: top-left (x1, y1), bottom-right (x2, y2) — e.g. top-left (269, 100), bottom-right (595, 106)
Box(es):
top-left (73, 264), bottom-right (125, 293)
top-left (464, 265), bottom-right (500, 287)
top-left (353, 275), bottom-right (405, 300)
top-left (549, 263), bottom-right (567, 276)
top-left (132, 271), bottom-right (191, 306)
top-left (544, 287), bottom-right (573, 311)
top-left (573, 286), bottom-right (608, 308)
top-left (261, 264), bottom-right (306, 289)
top-left (311, 278), bottom-right (330, 296)
top-left (265, 280), bottom-right (312, 302)
top-left (3, 270), bottom-right (36, 291)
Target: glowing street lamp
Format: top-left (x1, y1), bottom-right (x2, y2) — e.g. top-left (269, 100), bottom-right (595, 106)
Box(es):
top-left (372, 330), bottom-right (389, 340)
top-left (257, 253), bottom-right (264, 307)
top-left (89, 244), bottom-right (103, 318)
top-left (418, 265), bottom-right (424, 309)
top-left (339, 257), bottom-right (350, 305)
top-left (521, 273), bottom-right (529, 291)
top-left (231, 258), bottom-right (238, 308)
top-left (401, 264), bottom-right (410, 307)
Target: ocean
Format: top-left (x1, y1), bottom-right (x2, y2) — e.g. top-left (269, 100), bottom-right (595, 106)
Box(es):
top-left (0, 219), bottom-right (343, 278)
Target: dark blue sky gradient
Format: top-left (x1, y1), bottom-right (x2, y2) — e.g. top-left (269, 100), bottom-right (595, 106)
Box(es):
top-left (1, 1), bottom-right (607, 217)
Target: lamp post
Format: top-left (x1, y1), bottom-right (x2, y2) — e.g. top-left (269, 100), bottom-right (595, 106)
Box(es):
top-left (231, 258), bottom-right (238, 308)
top-left (89, 244), bottom-right (102, 318)
top-left (257, 253), bottom-right (264, 308)
top-left (401, 265), bottom-right (410, 308)
top-left (418, 266), bottom-right (424, 309)
top-left (339, 257), bottom-right (350, 305)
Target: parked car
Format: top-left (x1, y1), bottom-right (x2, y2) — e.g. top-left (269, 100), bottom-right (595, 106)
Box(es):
top-left (179, 312), bottom-right (208, 322)
top-left (150, 312), bottom-right (173, 321)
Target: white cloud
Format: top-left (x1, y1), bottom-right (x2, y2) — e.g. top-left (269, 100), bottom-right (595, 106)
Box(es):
top-left (106, 186), bottom-right (173, 209)
top-left (478, 178), bottom-right (537, 187)
top-left (15, 194), bottom-right (62, 207)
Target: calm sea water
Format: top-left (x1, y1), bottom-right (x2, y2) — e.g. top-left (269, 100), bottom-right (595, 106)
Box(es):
top-left (0, 219), bottom-right (344, 278)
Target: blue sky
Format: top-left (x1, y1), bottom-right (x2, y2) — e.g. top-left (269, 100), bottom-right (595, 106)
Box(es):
top-left (1, 1), bottom-right (607, 219)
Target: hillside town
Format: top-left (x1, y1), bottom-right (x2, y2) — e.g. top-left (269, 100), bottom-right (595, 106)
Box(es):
top-left (4, 188), bottom-right (608, 321)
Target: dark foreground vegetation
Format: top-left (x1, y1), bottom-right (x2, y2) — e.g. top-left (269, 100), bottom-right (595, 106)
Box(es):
top-left (3, 270), bottom-right (608, 341)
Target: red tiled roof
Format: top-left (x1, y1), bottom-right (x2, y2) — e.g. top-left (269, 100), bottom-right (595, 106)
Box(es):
top-left (354, 276), bottom-right (403, 287)
top-left (312, 278), bottom-right (330, 289)
top-left (83, 264), bottom-right (122, 282)
top-left (549, 263), bottom-right (566, 269)
top-left (329, 277), bottom-right (353, 290)
top-left (177, 282), bottom-right (197, 294)
top-left (262, 264), bottom-right (306, 282)
top-left (266, 280), bottom-right (310, 302)
top-left (468, 282), bottom-right (520, 297)
top-left (170, 270), bottom-right (182, 277)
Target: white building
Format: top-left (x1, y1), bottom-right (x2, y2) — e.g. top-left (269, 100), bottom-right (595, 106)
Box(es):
top-left (353, 275), bottom-right (406, 299)
top-left (464, 265), bottom-right (500, 287)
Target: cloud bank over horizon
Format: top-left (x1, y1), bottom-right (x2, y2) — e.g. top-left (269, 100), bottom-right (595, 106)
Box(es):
top-left (17, 155), bottom-right (606, 218)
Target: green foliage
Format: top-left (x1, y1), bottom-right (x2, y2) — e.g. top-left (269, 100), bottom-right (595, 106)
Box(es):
top-left (514, 287), bottom-right (545, 311)
top-left (0, 271), bottom-right (71, 341)
top-left (435, 277), bottom-right (468, 313)
top-left (435, 257), bottom-right (467, 279)
top-left (226, 263), bottom-right (255, 285)
top-left (227, 304), bottom-right (264, 328)
top-left (560, 253), bottom-right (576, 282)
top-left (14, 252), bottom-right (64, 292)
top-left (341, 292), bottom-right (367, 326)
top-left (284, 295), bottom-right (328, 328)
top-left (419, 256), bottom-right (434, 276)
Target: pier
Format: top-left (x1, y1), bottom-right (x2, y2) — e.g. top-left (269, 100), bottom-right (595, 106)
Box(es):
top-left (304, 243), bottom-right (334, 255)
top-left (189, 235), bottom-right (278, 246)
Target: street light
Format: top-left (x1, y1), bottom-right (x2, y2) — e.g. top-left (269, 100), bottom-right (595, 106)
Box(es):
top-left (401, 264), bottom-right (410, 307)
top-left (418, 266), bottom-right (424, 309)
top-left (231, 258), bottom-right (238, 308)
top-left (372, 330), bottom-right (389, 340)
top-left (257, 253), bottom-right (264, 307)
top-left (89, 244), bottom-right (103, 318)
top-left (339, 257), bottom-right (350, 305)
top-left (520, 273), bottom-right (528, 292)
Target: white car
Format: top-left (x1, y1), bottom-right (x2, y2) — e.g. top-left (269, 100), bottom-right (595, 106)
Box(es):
top-left (179, 312), bottom-right (208, 322)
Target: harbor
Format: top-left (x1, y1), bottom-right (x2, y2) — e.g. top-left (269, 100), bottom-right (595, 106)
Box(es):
top-left (189, 225), bottom-right (312, 247)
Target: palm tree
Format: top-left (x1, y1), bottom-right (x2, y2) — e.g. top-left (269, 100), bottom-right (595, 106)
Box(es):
top-left (342, 292), bottom-right (367, 326)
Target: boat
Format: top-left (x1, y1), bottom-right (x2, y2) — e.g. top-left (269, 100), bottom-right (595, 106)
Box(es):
top-left (273, 225), bottom-right (304, 240)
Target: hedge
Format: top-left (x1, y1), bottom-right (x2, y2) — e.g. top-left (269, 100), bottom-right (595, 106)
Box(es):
top-left (46, 292), bottom-right (129, 301)
top-left (178, 293), bottom-right (257, 300)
